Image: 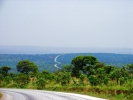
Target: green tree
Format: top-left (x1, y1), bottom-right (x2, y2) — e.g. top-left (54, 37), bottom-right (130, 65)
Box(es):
top-left (0, 74), bottom-right (3, 83)
top-left (109, 68), bottom-right (122, 84)
top-left (62, 65), bottom-right (73, 72)
top-left (79, 74), bottom-right (87, 85)
top-left (104, 65), bottom-right (115, 74)
top-left (88, 75), bottom-right (98, 86)
top-left (16, 60), bottom-right (38, 75)
top-left (71, 56), bottom-right (99, 77)
top-left (4, 76), bottom-right (11, 84)
top-left (103, 76), bottom-right (109, 85)
top-left (36, 78), bottom-right (46, 89)
top-left (0, 66), bottom-right (11, 76)
top-left (38, 70), bottom-right (53, 80)
top-left (56, 71), bottom-right (71, 86)
top-left (119, 77), bottom-right (125, 86)
top-left (16, 60), bottom-right (38, 84)
top-left (15, 73), bottom-right (29, 88)
top-left (121, 66), bottom-right (130, 79)
top-left (127, 64), bottom-right (133, 75)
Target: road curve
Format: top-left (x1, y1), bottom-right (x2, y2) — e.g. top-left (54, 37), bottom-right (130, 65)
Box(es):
top-left (54, 54), bottom-right (62, 69)
top-left (0, 89), bottom-right (107, 100)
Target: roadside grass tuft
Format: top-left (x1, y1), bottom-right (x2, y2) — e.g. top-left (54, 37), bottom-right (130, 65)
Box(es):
top-left (0, 92), bottom-right (3, 98)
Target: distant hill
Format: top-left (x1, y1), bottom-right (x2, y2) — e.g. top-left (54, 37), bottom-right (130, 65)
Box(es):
top-left (0, 45), bottom-right (133, 54)
top-left (0, 53), bottom-right (133, 73)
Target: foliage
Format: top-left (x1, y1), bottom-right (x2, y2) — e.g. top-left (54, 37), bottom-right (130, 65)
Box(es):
top-left (88, 75), bottom-right (98, 86)
top-left (71, 55), bottom-right (99, 77)
top-left (62, 65), bottom-right (73, 72)
top-left (56, 71), bottom-right (71, 86)
top-left (79, 74), bottom-right (87, 85)
top-left (3, 76), bottom-right (11, 84)
top-left (1, 55), bottom-right (133, 100)
top-left (14, 73), bottom-right (29, 88)
top-left (1, 53), bottom-right (133, 73)
top-left (0, 66), bottom-right (11, 76)
top-left (36, 78), bottom-right (46, 89)
top-left (16, 60), bottom-right (38, 74)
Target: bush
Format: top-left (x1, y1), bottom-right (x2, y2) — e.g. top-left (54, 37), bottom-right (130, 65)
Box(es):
top-left (88, 75), bottom-right (98, 86)
top-left (36, 78), bottom-right (46, 89)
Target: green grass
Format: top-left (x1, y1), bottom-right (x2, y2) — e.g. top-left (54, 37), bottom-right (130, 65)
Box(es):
top-left (1, 76), bottom-right (133, 100)
top-left (43, 85), bottom-right (132, 100)
top-left (1, 80), bottom-right (132, 100)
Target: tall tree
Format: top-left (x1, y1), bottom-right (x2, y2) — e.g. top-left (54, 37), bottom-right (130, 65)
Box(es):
top-left (127, 64), bottom-right (133, 74)
top-left (0, 66), bottom-right (11, 76)
top-left (16, 60), bottom-right (38, 75)
top-left (71, 55), bottom-right (99, 77)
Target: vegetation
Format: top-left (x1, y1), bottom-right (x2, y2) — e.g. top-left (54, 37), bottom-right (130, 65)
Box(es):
top-left (16, 60), bottom-right (38, 74)
top-left (0, 55), bottom-right (133, 100)
top-left (0, 53), bottom-right (133, 72)
top-left (0, 93), bottom-right (2, 98)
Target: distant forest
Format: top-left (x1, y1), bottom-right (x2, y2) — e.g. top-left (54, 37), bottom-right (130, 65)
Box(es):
top-left (0, 53), bottom-right (133, 72)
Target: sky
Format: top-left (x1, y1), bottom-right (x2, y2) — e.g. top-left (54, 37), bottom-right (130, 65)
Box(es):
top-left (0, 0), bottom-right (133, 49)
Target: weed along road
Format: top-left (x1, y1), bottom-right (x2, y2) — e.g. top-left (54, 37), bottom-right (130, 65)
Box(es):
top-left (0, 89), bottom-right (106, 100)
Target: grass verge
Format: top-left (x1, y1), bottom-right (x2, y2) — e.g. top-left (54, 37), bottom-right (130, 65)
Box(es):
top-left (44, 85), bottom-right (130, 100)
top-left (0, 92), bottom-right (3, 98)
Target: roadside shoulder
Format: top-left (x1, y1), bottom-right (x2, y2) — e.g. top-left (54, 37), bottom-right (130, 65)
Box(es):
top-left (0, 93), bottom-right (13, 100)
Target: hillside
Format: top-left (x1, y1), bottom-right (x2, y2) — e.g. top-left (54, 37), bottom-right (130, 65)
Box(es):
top-left (0, 53), bottom-right (133, 73)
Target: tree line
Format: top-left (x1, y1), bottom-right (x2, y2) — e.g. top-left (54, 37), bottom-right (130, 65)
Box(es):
top-left (0, 55), bottom-right (133, 99)
top-left (1, 53), bottom-right (133, 73)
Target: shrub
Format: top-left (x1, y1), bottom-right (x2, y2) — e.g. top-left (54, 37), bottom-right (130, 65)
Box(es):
top-left (36, 78), bottom-right (46, 89)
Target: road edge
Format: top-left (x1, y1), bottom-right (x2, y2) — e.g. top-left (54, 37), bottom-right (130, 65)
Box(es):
top-left (0, 93), bottom-right (13, 100)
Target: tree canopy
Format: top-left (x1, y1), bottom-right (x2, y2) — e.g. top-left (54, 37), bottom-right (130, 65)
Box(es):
top-left (0, 66), bottom-right (11, 76)
top-left (16, 60), bottom-right (38, 74)
top-left (1, 55), bottom-right (133, 99)
top-left (71, 55), bottom-right (99, 77)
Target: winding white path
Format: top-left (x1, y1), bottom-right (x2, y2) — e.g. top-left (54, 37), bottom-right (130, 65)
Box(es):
top-left (54, 55), bottom-right (62, 69)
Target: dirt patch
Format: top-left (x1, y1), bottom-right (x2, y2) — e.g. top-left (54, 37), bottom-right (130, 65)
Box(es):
top-left (0, 93), bottom-right (13, 100)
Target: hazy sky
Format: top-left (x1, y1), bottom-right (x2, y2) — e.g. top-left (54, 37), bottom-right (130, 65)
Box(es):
top-left (0, 0), bottom-right (133, 48)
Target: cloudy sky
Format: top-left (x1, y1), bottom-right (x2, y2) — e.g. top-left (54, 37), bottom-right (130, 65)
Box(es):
top-left (0, 0), bottom-right (133, 49)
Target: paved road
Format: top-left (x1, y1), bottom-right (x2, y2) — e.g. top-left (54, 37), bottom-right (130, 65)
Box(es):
top-left (0, 89), bottom-right (106, 100)
top-left (54, 54), bottom-right (62, 69)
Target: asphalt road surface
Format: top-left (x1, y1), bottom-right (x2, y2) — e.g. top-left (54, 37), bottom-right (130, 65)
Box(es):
top-left (0, 89), bottom-right (106, 100)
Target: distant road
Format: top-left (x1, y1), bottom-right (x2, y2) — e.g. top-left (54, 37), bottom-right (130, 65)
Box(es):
top-left (0, 89), bottom-right (106, 100)
top-left (54, 54), bottom-right (62, 69)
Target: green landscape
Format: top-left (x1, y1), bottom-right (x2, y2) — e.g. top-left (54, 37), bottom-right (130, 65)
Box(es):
top-left (1, 0), bottom-right (132, 99)
top-left (0, 54), bottom-right (133, 100)
top-left (1, 53), bottom-right (133, 72)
